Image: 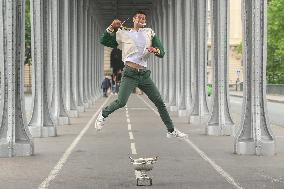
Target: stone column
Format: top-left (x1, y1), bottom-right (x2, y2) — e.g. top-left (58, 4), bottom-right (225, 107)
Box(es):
top-left (176, 0), bottom-right (187, 117)
top-left (207, 0), bottom-right (234, 136)
top-left (47, 0), bottom-right (53, 108)
top-left (0, 0), bottom-right (34, 157)
top-left (162, 0), bottom-right (169, 103)
top-left (64, 0), bottom-right (78, 118)
top-left (190, 0), bottom-right (210, 121)
top-left (50, 0), bottom-right (70, 125)
top-left (29, 0), bottom-right (57, 137)
top-left (185, 0), bottom-right (193, 116)
top-left (76, 0), bottom-right (85, 112)
top-left (235, 0), bottom-right (275, 156)
top-left (88, 12), bottom-right (94, 103)
top-left (167, 0), bottom-right (177, 111)
top-left (151, 1), bottom-right (159, 85)
top-left (156, 2), bottom-right (163, 92)
top-left (82, 0), bottom-right (91, 107)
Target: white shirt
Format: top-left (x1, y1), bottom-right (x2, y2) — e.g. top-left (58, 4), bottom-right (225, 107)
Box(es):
top-left (124, 29), bottom-right (147, 67)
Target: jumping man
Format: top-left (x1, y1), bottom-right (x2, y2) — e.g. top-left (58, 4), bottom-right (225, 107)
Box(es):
top-left (95, 11), bottom-right (188, 139)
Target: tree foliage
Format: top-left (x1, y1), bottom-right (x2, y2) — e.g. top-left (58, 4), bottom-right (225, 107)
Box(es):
top-left (25, 0), bottom-right (31, 65)
top-left (267, 0), bottom-right (284, 83)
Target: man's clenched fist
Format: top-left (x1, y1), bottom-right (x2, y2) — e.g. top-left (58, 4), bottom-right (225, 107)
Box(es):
top-left (111, 19), bottom-right (121, 29)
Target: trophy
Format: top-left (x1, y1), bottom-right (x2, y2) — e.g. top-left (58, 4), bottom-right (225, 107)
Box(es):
top-left (129, 156), bottom-right (158, 186)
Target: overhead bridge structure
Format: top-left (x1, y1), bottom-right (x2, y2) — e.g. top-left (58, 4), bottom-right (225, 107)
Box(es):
top-left (0, 0), bottom-right (274, 158)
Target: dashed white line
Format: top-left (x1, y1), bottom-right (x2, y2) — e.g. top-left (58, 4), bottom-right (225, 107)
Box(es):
top-left (128, 124), bottom-right (132, 131)
top-left (131, 143), bottom-right (137, 154)
top-left (127, 118), bottom-right (130, 123)
top-left (38, 97), bottom-right (111, 189)
top-left (137, 95), bottom-right (244, 189)
top-left (129, 132), bottom-right (134, 140)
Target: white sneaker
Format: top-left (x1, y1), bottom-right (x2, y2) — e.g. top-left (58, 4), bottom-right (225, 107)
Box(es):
top-left (95, 111), bottom-right (105, 131)
top-left (167, 129), bottom-right (188, 139)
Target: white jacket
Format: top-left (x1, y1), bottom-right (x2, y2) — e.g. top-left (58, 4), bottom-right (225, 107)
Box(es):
top-left (115, 28), bottom-right (156, 62)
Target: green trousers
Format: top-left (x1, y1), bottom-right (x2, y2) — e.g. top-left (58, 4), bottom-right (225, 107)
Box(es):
top-left (102, 67), bottom-right (174, 132)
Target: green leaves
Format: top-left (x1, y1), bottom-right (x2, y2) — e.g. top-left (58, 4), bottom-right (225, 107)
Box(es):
top-left (267, 0), bottom-right (284, 83)
top-left (25, 0), bottom-right (31, 65)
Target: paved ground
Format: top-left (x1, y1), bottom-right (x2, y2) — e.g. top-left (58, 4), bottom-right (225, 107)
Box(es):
top-left (230, 91), bottom-right (284, 104)
top-left (0, 94), bottom-right (284, 189)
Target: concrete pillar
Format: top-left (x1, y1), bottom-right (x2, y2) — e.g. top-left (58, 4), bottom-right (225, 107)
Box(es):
top-left (0, 0), bottom-right (34, 157)
top-left (235, 0), bottom-right (275, 156)
top-left (29, 0), bottom-right (57, 137)
top-left (168, 0), bottom-right (177, 111)
top-left (90, 17), bottom-right (95, 100)
top-left (176, 0), bottom-right (187, 117)
top-left (185, 0), bottom-right (193, 116)
top-left (64, 0), bottom-right (78, 118)
top-left (162, 0), bottom-right (169, 103)
top-left (190, 0), bottom-right (210, 121)
top-left (76, 0), bottom-right (85, 112)
top-left (156, 2), bottom-right (163, 92)
top-left (95, 23), bottom-right (101, 98)
top-left (82, 0), bottom-right (91, 107)
top-left (70, 0), bottom-right (83, 113)
top-left (88, 11), bottom-right (94, 104)
top-left (207, 0), bottom-right (234, 136)
top-left (50, 0), bottom-right (70, 125)
top-left (47, 0), bottom-right (53, 108)
top-left (151, 4), bottom-right (158, 86)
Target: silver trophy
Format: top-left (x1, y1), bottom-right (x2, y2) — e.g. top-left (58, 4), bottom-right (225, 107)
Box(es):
top-left (129, 156), bottom-right (158, 186)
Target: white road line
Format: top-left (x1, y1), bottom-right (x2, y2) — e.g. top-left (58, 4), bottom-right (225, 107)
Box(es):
top-left (184, 138), bottom-right (243, 189)
top-left (38, 98), bottom-right (111, 189)
top-left (137, 95), bottom-right (243, 189)
top-left (127, 118), bottom-right (130, 123)
top-left (131, 143), bottom-right (137, 154)
top-left (129, 132), bottom-right (134, 140)
top-left (128, 124), bottom-right (132, 131)
top-left (126, 114), bottom-right (129, 118)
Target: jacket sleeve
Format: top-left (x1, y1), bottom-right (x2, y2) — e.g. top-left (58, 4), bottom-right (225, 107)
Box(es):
top-left (99, 31), bottom-right (118, 48)
top-left (152, 35), bottom-right (165, 58)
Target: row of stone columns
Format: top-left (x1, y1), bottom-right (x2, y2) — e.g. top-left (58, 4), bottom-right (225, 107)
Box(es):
top-left (150, 0), bottom-right (275, 155)
top-left (0, 0), bottom-right (104, 157)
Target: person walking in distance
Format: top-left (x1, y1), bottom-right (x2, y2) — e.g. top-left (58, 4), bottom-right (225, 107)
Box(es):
top-left (101, 76), bottom-right (111, 97)
top-left (95, 11), bottom-right (188, 139)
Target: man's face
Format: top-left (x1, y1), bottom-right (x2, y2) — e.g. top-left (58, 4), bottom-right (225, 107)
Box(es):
top-left (133, 14), bottom-right (146, 27)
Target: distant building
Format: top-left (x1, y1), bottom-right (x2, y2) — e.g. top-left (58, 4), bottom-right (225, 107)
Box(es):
top-left (207, 0), bottom-right (243, 87)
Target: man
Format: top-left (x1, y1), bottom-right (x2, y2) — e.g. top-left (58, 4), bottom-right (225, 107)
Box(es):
top-left (95, 11), bottom-right (188, 139)
top-left (101, 76), bottom-right (111, 97)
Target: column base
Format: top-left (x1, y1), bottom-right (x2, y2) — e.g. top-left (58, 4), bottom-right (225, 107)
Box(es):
top-left (77, 105), bottom-right (85, 112)
top-left (170, 106), bottom-right (178, 112)
top-left (29, 126), bottom-right (57, 138)
top-left (68, 110), bottom-right (79, 118)
top-left (83, 102), bottom-right (90, 109)
top-left (178, 109), bottom-right (188, 117)
top-left (189, 115), bottom-right (209, 125)
top-left (235, 140), bottom-right (275, 156)
top-left (58, 116), bottom-right (70, 125)
top-left (0, 142), bottom-right (34, 157)
top-left (206, 124), bottom-right (233, 136)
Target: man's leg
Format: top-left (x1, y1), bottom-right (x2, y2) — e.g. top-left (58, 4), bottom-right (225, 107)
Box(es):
top-left (102, 75), bottom-right (138, 118)
top-left (138, 72), bottom-right (174, 132)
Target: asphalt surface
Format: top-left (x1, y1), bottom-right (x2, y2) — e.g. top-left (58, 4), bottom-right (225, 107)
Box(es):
top-left (229, 96), bottom-right (284, 128)
top-left (0, 94), bottom-right (283, 189)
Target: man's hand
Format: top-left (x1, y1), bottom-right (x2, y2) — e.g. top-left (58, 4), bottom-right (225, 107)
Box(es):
top-left (111, 19), bottom-right (122, 29)
top-left (147, 47), bottom-right (158, 53)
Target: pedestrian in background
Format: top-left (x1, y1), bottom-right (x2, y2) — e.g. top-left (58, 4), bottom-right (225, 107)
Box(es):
top-left (101, 76), bottom-right (111, 97)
